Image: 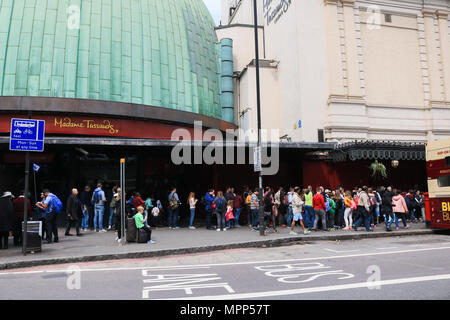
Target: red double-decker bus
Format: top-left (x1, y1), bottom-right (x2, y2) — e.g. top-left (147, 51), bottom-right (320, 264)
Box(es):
top-left (426, 138), bottom-right (450, 229)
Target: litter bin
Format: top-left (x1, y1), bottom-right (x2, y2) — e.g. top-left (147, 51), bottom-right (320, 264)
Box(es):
top-left (22, 221), bottom-right (42, 253)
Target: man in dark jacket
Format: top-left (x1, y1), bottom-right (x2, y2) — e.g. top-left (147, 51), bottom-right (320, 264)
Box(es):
top-left (0, 192), bottom-right (15, 249)
top-left (204, 189), bottom-right (215, 230)
top-left (414, 190), bottom-right (424, 222)
top-left (382, 186), bottom-right (395, 231)
top-left (225, 187), bottom-right (235, 202)
top-left (65, 188), bottom-right (83, 236)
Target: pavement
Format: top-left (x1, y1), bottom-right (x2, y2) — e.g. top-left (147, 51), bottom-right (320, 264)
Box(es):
top-left (0, 222), bottom-right (437, 270)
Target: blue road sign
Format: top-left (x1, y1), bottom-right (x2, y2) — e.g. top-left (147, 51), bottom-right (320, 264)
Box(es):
top-left (9, 119), bottom-right (45, 152)
top-left (33, 163), bottom-right (41, 172)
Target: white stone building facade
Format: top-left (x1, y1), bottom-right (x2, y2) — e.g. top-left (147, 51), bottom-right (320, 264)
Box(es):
top-left (217, 0), bottom-right (450, 144)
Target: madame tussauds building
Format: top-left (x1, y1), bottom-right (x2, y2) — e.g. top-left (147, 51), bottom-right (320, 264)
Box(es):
top-left (0, 0), bottom-right (331, 214)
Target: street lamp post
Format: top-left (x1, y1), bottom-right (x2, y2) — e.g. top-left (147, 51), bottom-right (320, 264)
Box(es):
top-left (253, 0), bottom-right (265, 236)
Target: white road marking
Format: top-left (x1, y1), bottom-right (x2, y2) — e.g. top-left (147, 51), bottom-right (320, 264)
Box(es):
top-left (324, 249), bottom-right (360, 253)
top-left (375, 247), bottom-right (398, 250)
top-left (164, 274), bottom-right (450, 300)
top-left (1, 245), bottom-right (450, 276)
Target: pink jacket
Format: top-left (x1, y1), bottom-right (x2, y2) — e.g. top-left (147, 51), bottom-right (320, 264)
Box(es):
top-left (392, 195), bottom-right (408, 213)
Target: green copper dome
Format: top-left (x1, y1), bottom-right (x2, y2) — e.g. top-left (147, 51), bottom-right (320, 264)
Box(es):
top-left (0, 0), bottom-right (224, 119)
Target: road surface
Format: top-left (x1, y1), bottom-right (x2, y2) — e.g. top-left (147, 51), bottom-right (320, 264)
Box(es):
top-left (1, 234), bottom-right (449, 300)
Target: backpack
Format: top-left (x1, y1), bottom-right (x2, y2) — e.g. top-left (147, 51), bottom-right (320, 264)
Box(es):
top-left (325, 198), bottom-right (330, 212)
top-left (169, 193), bottom-right (179, 210)
top-left (215, 198), bottom-right (224, 213)
top-left (50, 195), bottom-right (63, 213)
top-left (328, 199), bottom-right (336, 214)
top-left (405, 196), bottom-right (412, 209)
top-left (91, 189), bottom-right (101, 205)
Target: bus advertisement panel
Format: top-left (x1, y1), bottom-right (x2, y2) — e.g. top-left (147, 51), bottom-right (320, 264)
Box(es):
top-left (426, 138), bottom-right (450, 230)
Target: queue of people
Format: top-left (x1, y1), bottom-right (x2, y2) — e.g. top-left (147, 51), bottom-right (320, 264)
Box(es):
top-left (0, 182), bottom-right (426, 250)
top-left (181, 184), bottom-right (425, 234)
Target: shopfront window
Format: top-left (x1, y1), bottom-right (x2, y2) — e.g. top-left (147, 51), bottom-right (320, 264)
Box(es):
top-left (438, 175), bottom-right (450, 188)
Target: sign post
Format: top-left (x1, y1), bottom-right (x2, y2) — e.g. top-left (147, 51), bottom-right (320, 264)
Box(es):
top-left (9, 117), bottom-right (45, 255)
top-left (253, 0), bottom-right (265, 236)
top-left (254, 147), bottom-right (262, 173)
top-left (120, 158), bottom-right (126, 245)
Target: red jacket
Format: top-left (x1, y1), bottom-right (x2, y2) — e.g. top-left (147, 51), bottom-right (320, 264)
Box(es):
top-left (313, 193), bottom-right (326, 210)
top-left (13, 196), bottom-right (32, 218)
top-left (133, 196), bottom-right (145, 210)
top-left (233, 195), bottom-right (243, 209)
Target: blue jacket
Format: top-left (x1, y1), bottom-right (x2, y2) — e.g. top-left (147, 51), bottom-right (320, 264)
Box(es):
top-left (204, 193), bottom-right (215, 211)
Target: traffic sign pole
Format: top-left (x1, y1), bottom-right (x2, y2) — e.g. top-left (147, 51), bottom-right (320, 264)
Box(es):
top-left (23, 150), bottom-right (30, 255)
top-left (9, 114), bottom-right (45, 255)
top-left (120, 158), bottom-right (126, 245)
top-left (23, 111), bottom-right (32, 256)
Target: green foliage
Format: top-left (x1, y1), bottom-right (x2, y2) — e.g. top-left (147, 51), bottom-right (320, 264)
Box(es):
top-left (370, 160), bottom-right (387, 179)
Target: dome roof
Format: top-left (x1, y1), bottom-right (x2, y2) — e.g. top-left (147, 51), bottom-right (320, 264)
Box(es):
top-left (0, 0), bottom-right (222, 119)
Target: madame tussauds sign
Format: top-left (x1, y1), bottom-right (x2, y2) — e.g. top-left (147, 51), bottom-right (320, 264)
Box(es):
top-left (263, 0), bottom-right (292, 26)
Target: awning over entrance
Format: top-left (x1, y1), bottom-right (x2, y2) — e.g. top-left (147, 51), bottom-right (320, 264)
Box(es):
top-left (0, 136), bottom-right (336, 150)
top-left (330, 140), bottom-right (426, 162)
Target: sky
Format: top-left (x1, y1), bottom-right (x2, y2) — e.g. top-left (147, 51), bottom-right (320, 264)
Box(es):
top-left (203, 0), bottom-right (221, 25)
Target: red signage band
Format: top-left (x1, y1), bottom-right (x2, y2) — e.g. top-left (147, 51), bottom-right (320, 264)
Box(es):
top-left (0, 114), bottom-right (200, 140)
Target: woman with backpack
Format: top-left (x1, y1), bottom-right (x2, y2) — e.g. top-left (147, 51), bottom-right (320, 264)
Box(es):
top-left (213, 191), bottom-right (227, 231)
top-left (368, 188), bottom-right (378, 228)
top-left (167, 188), bottom-right (181, 230)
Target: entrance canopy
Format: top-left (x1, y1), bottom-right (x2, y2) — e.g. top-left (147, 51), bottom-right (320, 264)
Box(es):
top-left (330, 140), bottom-right (426, 162)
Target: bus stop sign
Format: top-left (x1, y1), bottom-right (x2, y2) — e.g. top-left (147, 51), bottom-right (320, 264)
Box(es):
top-left (9, 118), bottom-right (45, 152)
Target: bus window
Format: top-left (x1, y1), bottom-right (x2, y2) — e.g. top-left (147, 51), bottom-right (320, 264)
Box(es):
top-left (438, 175), bottom-right (450, 187)
top-left (446, 156), bottom-right (450, 167)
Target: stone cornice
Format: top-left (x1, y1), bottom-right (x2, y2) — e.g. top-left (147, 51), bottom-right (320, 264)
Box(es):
top-left (436, 10), bottom-right (449, 18)
top-left (324, 0), bottom-right (339, 5)
top-left (324, 0), bottom-right (355, 5)
top-left (341, 0), bottom-right (356, 7)
top-left (422, 9), bottom-right (437, 17)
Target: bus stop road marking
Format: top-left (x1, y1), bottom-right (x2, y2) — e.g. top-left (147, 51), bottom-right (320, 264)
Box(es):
top-left (2, 245), bottom-right (450, 276)
top-left (164, 273), bottom-right (450, 300)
